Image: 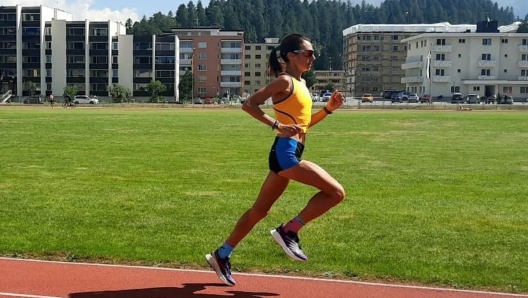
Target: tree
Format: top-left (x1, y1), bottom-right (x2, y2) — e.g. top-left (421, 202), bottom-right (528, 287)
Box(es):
top-left (147, 80), bottom-right (167, 102)
top-left (324, 83), bottom-right (335, 92)
top-left (23, 81), bottom-right (37, 96)
top-left (63, 85), bottom-right (78, 98)
top-left (108, 84), bottom-right (132, 103)
top-left (302, 69), bottom-right (316, 88)
top-left (517, 22), bottom-right (528, 33)
top-left (178, 70), bottom-right (194, 101)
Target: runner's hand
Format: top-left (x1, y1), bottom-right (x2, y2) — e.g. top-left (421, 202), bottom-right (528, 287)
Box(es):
top-left (326, 91), bottom-right (344, 112)
top-left (277, 123), bottom-right (303, 136)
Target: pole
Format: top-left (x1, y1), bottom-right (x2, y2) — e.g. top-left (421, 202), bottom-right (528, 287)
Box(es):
top-left (191, 47), bottom-right (195, 105)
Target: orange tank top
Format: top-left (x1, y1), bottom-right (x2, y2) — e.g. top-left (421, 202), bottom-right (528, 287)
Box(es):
top-left (273, 74), bottom-right (313, 133)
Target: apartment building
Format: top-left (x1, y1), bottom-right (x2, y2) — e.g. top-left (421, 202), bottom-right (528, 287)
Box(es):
top-left (342, 23), bottom-right (476, 97)
top-left (401, 21), bottom-right (528, 98)
top-left (310, 70), bottom-right (345, 94)
top-left (244, 38), bottom-right (278, 95)
top-left (0, 5), bottom-right (72, 96)
top-left (158, 27), bottom-right (244, 99)
top-left (116, 34), bottom-right (181, 98)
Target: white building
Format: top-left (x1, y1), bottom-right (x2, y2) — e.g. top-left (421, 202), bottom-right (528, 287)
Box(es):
top-left (401, 21), bottom-right (528, 99)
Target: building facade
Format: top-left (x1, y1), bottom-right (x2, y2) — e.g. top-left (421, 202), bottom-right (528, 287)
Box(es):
top-left (164, 27), bottom-right (244, 99)
top-left (401, 21), bottom-right (528, 98)
top-left (311, 70), bottom-right (345, 94)
top-left (342, 23), bottom-right (477, 97)
top-left (244, 38), bottom-right (278, 95)
top-left (0, 5), bottom-right (72, 96)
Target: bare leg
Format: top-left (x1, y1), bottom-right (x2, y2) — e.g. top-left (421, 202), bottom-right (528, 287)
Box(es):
top-left (225, 171), bottom-right (290, 246)
top-left (279, 160), bottom-right (345, 224)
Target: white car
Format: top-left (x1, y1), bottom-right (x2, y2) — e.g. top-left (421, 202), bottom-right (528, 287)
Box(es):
top-left (74, 95), bottom-right (99, 104)
top-left (322, 92), bottom-right (332, 102)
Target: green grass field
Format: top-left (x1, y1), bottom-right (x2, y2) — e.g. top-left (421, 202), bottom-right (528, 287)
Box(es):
top-left (1, 107), bottom-right (527, 293)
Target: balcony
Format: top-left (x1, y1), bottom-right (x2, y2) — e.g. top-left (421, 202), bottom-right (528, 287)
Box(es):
top-left (432, 76), bottom-right (451, 83)
top-left (519, 45), bottom-right (528, 53)
top-left (401, 61), bottom-right (424, 70)
top-left (220, 82), bottom-right (242, 88)
top-left (432, 45), bottom-right (452, 52)
top-left (220, 47), bottom-right (242, 54)
top-left (220, 59), bottom-right (242, 65)
top-left (477, 75), bottom-right (497, 80)
top-left (432, 60), bottom-right (452, 68)
top-left (180, 47), bottom-right (193, 53)
top-left (220, 70), bottom-right (242, 76)
top-left (518, 76), bottom-right (528, 81)
top-left (478, 60), bottom-right (497, 68)
top-left (401, 76), bottom-right (423, 84)
top-left (518, 61), bottom-right (528, 68)
top-left (180, 59), bottom-right (192, 65)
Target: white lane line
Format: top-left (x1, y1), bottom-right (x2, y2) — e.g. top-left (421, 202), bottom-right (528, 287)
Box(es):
top-left (1, 257), bottom-right (527, 297)
top-left (0, 292), bottom-right (61, 298)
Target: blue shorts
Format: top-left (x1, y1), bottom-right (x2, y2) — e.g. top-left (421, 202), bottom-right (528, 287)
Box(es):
top-left (268, 137), bottom-right (305, 174)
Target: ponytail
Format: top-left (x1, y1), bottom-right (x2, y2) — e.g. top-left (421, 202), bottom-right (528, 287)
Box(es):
top-left (268, 47), bottom-right (285, 78)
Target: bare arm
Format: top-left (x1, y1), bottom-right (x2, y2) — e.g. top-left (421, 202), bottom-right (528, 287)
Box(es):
top-left (241, 76), bottom-right (290, 128)
top-left (309, 91), bottom-right (344, 128)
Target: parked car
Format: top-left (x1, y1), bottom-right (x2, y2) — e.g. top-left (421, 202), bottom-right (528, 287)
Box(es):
top-left (74, 95), bottom-right (99, 105)
top-left (322, 92), bottom-right (332, 102)
top-left (419, 94), bottom-right (433, 104)
top-left (497, 95), bottom-right (514, 104)
top-left (23, 95), bottom-right (43, 104)
top-left (403, 92), bottom-right (419, 103)
top-left (391, 92), bottom-right (404, 103)
top-left (451, 93), bottom-right (465, 104)
top-left (466, 94), bottom-right (481, 104)
top-left (361, 93), bottom-right (374, 103)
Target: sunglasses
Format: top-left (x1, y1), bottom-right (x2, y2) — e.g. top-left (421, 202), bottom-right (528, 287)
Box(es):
top-left (293, 49), bottom-right (316, 57)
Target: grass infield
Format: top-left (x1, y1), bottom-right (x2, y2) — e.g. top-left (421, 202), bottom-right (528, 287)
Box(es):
top-left (0, 106), bottom-right (527, 293)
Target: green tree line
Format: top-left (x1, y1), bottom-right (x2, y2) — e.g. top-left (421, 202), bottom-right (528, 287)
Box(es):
top-left (125, 0), bottom-right (521, 70)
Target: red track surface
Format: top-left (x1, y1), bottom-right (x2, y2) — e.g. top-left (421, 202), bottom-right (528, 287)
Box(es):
top-left (1, 258), bottom-right (527, 298)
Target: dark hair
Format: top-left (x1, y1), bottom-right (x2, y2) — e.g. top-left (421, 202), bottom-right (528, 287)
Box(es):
top-left (268, 34), bottom-right (310, 78)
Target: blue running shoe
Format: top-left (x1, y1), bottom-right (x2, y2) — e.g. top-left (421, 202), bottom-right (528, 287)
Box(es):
top-left (270, 225), bottom-right (308, 261)
top-left (206, 250), bottom-right (236, 286)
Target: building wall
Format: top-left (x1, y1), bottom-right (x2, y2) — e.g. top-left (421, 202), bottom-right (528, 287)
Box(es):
top-left (50, 19), bottom-right (67, 96)
top-left (117, 35), bottom-right (134, 94)
top-left (311, 70), bottom-right (345, 94)
top-left (244, 38), bottom-right (278, 94)
top-left (402, 33), bottom-right (528, 98)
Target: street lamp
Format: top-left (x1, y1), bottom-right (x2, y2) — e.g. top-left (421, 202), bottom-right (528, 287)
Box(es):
top-left (191, 47), bottom-right (195, 104)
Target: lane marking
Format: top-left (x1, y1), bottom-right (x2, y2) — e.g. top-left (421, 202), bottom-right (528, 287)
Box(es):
top-left (0, 292), bottom-right (61, 298)
top-left (1, 257), bottom-right (527, 297)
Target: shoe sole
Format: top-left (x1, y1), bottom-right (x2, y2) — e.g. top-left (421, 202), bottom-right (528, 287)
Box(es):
top-left (270, 229), bottom-right (307, 262)
top-left (205, 253), bottom-right (235, 286)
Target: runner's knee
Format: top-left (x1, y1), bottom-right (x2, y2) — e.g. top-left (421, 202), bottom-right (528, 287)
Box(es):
top-left (325, 185), bottom-right (346, 205)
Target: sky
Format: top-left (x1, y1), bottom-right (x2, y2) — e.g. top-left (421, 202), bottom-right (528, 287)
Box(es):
top-left (2, 0), bottom-right (527, 23)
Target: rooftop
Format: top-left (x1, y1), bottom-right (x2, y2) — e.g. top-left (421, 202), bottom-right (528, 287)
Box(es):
top-left (343, 22), bottom-right (522, 36)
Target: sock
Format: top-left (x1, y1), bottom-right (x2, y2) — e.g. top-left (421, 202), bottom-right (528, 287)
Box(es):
top-left (217, 242), bottom-right (235, 259)
top-left (283, 215), bottom-right (306, 234)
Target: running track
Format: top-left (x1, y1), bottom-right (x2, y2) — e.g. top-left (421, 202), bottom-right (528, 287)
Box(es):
top-left (1, 258), bottom-right (527, 298)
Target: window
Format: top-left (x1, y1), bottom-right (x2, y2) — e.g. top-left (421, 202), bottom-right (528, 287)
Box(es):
top-left (481, 54), bottom-right (491, 60)
top-left (198, 53), bottom-right (207, 60)
top-left (198, 87), bottom-right (206, 93)
top-left (155, 42), bottom-right (174, 51)
top-left (245, 45), bottom-right (250, 50)
top-left (522, 54), bottom-right (528, 61)
top-left (458, 69), bottom-right (461, 73)
top-left (436, 39), bottom-right (446, 45)
top-left (198, 64), bottom-right (206, 71)
top-left (481, 69), bottom-right (491, 76)
top-left (521, 87), bottom-right (528, 94)
top-left (113, 70), bottom-right (118, 77)
top-left (46, 70), bottom-right (52, 77)
top-left (134, 56), bottom-right (151, 64)
top-left (458, 54), bottom-right (461, 58)
top-left (436, 54), bottom-right (445, 61)
top-left (155, 56), bottom-right (175, 64)
top-left (68, 42), bottom-right (84, 50)
top-left (134, 70), bottom-right (152, 78)
top-left (134, 42), bottom-right (151, 50)
top-left (90, 28), bottom-right (108, 36)
top-left (473, 86), bottom-right (480, 91)
top-left (198, 76), bottom-right (206, 82)
top-left (91, 56), bottom-right (107, 64)
top-left (245, 54), bottom-right (251, 59)
top-left (67, 55), bottom-right (85, 63)
top-left (504, 69), bottom-right (507, 73)
top-left (90, 42), bottom-right (108, 50)
top-left (501, 38), bottom-right (508, 44)
top-left (458, 39), bottom-right (465, 43)
top-left (89, 70), bottom-right (108, 77)
top-left (67, 69), bottom-right (84, 77)
top-left (67, 28), bottom-right (85, 36)
top-left (523, 39), bottom-right (528, 46)
top-left (244, 72), bottom-right (250, 76)
top-left (112, 56), bottom-right (118, 64)
top-left (198, 42), bottom-right (207, 48)
top-left (435, 69), bottom-right (445, 76)
top-left (156, 71), bottom-right (174, 78)
top-left (521, 70), bottom-right (528, 76)
top-left (482, 38), bottom-right (492, 45)
top-left (256, 55), bottom-right (262, 59)
top-left (46, 42), bottom-right (51, 49)
top-left (256, 46), bottom-right (261, 50)
top-left (392, 46), bottom-right (398, 51)
top-left (23, 27), bottom-right (40, 35)
top-left (503, 86), bottom-right (512, 94)
top-left (46, 55), bottom-right (52, 63)
top-left (45, 27), bottom-right (51, 35)
top-left (450, 86), bottom-right (460, 93)
top-left (255, 72), bottom-right (262, 76)
top-left (113, 42), bottom-right (118, 50)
